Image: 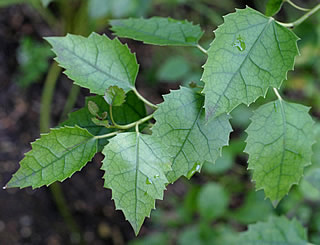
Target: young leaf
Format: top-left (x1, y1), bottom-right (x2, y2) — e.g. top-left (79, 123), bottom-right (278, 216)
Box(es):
top-left (238, 216), bottom-right (308, 244)
top-left (104, 85), bottom-right (126, 106)
top-left (101, 132), bottom-right (171, 234)
top-left (6, 126), bottom-right (97, 189)
top-left (88, 101), bottom-right (99, 116)
top-left (61, 92), bottom-right (146, 151)
top-left (202, 7), bottom-right (299, 119)
top-left (110, 17), bottom-right (204, 46)
top-left (152, 87), bottom-right (232, 183)
top-left (245, 100), bottom-right (314, 205)
top-left (265, 0), bottom-right (284, 16)
top-left (46, 33), bottom-right (139, 95)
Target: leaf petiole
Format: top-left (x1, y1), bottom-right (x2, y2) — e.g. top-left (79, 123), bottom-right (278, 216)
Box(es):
top-left (285, 0), bottom-right (310, 12)
top-left (94, 131), bottom-right (122, 140)
top-left (277, 3), bottom-right (320, 28)
top-left (196, 44), bottom-right (208, 55)
top-left (133, 88), bottom-right (158, 109)
top-left (273, 87), bottom-right (283, 101)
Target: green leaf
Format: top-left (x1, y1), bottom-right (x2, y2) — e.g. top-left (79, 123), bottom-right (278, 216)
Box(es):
top-left (88, 101), bottom-right (99, 116)
top-left (238, 216), bottom-right (308, 244)
top-left (16, 37), bottom-right (53, 88)
top-left (197, 182), bottom-right (229, 221)
top-left (245, 100), bottom-right (314, 204)
top-left (46, 32), bottom-right (139, 95)
top-left (306, 168), bottom-right (320, 193)
top-left (152, 87), bottom-right (232, 183)
top-left (202, 7), bottom-right (299, 119)
top-left (265, 0), bottom-right (284, 17)
top-left (61, 92), bottom-right (146, 151)
top-left (104, 86), bottom-right (126, 106)
top-left (110, 17), bottom-right (204, 46)
top-left (6, 126), bottom-right (97, 189)
top-left (101, 132), bottom-right (171, 234)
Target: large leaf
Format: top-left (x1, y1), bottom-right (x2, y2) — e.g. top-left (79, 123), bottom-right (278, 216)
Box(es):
top-left (245, 100), bottom-right (314, 204)
top-left (239, 216), bottom-right (308, 244)
top-left (101, 132), bottom-right (171, 234)
top-left (110, 17), bottom-right (204, 46)
top-left (265, 0), bottom-right (284, 16)
top-left (202, 7), bottom-right (299, 119)
top-left (61, 91), bottom-right (146, 151)
top-left (152, 87), bottom-right (232, 183)
top-left (6, 126), bottom-right (97, 189)
top-left (46, 32), bottom-right (139, 94)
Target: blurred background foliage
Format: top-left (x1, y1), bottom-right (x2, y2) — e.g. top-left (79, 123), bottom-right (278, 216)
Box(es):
top-left (1, 0), bottom-right (320, 244)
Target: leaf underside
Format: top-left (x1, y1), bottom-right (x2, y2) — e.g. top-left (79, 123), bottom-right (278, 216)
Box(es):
top-left (239, 216), bottom-right (308, 244)
top-left (245, 100), bottom-right (314, 204)
top-left (7, 126), bottom-right (97, 189)
top-left (61, 91), bottom-right (146, 151)
top-left (110, 17), bottom-right (204, 46)
top-left (46, 32), bottom-right (139, 95)
top-left (101, 132), bottom-right (171, 234)
top-left (152, 87), bottom-right (232, 183)
top-left (202, 7), bottom-right (299, 119)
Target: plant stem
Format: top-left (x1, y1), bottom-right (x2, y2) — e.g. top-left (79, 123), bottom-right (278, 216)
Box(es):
top-left (273, 87), bottom-right (283, 101)
top-left (133, 88), bottom-right (158, 109)
top-left (29, 0), bottom-right (57, 28)
top-left (94, 131), bottom-right (122, 140)
top-left (40, 62), bottom-right (61, 133)
top-left (277, 3), bottom-right (320, 28)
top-left (109, 112), bottom-right (155, 130)
top-left (60, 84), bottom-right (80, 122)
top-left (285, 0), bottom-right (310, 12)
top-left (196, 44), bottom-right (208, 55)
top-left (40, 62), bottom-right (83, 243)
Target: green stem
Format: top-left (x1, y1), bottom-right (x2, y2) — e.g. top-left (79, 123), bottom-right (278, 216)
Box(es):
top-left (196, 44), bottom-right (208, 55)
top-left (108, 112), bottom-right (155, 130)
top-left (40, 62), bottom-right (83, 244)
top-left (29, 0), bottom-right (57, 28)
top-left (285, 0), bottom-right (310, 12)
top-left (40, 62), bottom-right (61, 133)
top-left (94, 131), bottom-right (122, 140)
top-left (273, 87), bottom-right (283, 101)
top-left (60, 84), bottom-right (80, 122)
top-left (277, 3), bottom-right (320, 28)
top-left (133, 88), bottom-right (158, 109)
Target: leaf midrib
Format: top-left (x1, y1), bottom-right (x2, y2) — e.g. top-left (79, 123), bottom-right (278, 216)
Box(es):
top-left (10, 135), bottom-right (96, 186)
top-left (112, 20), bottom-right (199, 46)
top-left (207, 18), bottom-right (272, 117)
top-left (56, 43), bottom-right (134, 92)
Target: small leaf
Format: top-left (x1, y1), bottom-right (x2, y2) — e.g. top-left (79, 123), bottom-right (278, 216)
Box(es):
top-left (110, 17), bottom-right (204, 46)
top-left (46, 33), bottom-right (139, 95)
top-left (152, 87), bottom-right (232, 183)
top-left (104, 86), bottom-right (126, 106)
top-left (88, 101), bottom-right (99, 116)
top-left (238, 216), bottom-right (309, 244)
top-left (202, 7), bottom-right (299, 119)
top-left (61, 92), bottom-right (146, 151)
top-left (91, 118), bottom-right (109, 127)
top-left (245, 100), bottom-right (314, 204)
top-left (6, 126), bottom-right (97, 189)
top-left (101, 132), bottom-right (171, 234)
top-left (265, 0), bottom-right (284, 17)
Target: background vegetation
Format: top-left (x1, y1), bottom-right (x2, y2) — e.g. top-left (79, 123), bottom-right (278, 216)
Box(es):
top-left (0, 0), bottom-right (319, 244)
